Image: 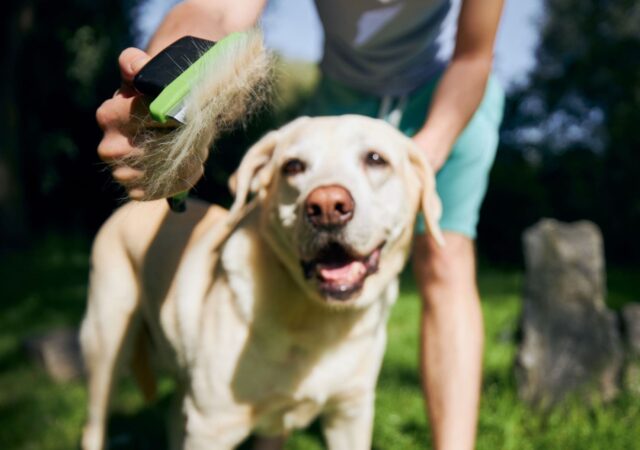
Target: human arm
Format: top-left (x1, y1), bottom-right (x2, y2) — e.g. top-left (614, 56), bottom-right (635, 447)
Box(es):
top-left (96, 0), bottom-right (267, 199)
top-left (413, 2), bottom-right (504, 450)
top-left (146, 0), bottom-right (266, 55)
top-left (412, 0), bottom-right (504, 171)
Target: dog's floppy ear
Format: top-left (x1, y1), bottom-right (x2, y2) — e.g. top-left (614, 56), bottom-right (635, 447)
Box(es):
top-left (228, 130), bottom-right (279, 218)
top-left (408, 142), bottom-right (445, 246)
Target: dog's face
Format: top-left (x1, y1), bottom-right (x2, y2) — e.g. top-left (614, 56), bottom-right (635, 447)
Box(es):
top-left (229, 115), bottom-right (443, 308)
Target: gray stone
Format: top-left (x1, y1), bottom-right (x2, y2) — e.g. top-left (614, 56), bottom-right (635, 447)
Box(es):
top-left (621, 303), bottom-right (640, 356)
top-left (516, 219), bottom-right (623, 408)
top-left (621, 303), bottom-right (640, 395)
top-left (623, 362), bottom-right (640, 396)
top-left (23, 327), bottom-right (84, 382)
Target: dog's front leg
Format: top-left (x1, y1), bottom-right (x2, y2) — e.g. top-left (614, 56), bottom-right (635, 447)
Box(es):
top-left (321, 392), bottom-right (375, 450)
top-left (181, 394), bottom-right (253, 450)
top-left (80, 238), bottom-right (141, 450)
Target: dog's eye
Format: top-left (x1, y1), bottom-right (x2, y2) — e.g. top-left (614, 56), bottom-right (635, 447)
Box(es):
top-left (282, 158), bottom-right (306, 176)
top-left (364, 151), bottom-right (388, 167)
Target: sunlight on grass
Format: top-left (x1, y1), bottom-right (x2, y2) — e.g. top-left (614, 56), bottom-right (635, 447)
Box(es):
top-left (0, 237), bottom-right (638, 449)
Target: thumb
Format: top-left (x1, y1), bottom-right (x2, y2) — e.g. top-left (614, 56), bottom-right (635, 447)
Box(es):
top-left (119, 47), bottom-right (151, 85)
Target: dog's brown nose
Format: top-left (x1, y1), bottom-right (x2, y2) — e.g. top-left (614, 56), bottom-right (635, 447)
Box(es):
top-left (305, 185), bottom-right (355, 228)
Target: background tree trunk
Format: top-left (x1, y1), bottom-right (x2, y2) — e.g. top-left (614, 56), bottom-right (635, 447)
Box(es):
top-left (0, 1), bottom-right (32, 250)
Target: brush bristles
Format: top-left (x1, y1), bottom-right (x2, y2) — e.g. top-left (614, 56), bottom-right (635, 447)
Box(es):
top-left (120, 29), bottom-right (274, 200)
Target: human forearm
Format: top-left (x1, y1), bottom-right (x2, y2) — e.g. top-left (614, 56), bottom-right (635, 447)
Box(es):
top-left (146, 0), bottom-right (266, 55)
top-left (413, 56), bottom-right (492, 170)
top-left (413, 0), bottom-right (503, 171)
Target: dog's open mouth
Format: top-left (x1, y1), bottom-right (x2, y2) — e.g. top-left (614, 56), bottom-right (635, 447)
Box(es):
top-left (301, 242), bottom-right (384, 300)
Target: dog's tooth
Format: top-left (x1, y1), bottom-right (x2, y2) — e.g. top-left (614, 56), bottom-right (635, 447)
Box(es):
top-left (351, 261), bottom-right (367, 279)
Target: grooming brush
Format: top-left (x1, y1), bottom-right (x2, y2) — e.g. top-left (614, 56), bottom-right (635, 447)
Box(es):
top-left (131, 30), bottom-right (272, 212)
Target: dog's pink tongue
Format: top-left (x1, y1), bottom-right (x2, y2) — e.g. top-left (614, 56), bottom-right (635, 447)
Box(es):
top-left (319, 261), bottom-right (367, 283)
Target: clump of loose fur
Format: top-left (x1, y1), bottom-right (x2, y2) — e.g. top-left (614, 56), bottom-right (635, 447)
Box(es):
top-left (121, 29), bottom-right (274, 200)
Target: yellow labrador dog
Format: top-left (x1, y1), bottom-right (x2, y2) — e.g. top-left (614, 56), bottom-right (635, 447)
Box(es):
top-left (80, 115), bottom-right (443, 450)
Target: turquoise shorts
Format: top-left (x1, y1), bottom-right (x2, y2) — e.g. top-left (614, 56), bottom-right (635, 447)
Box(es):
top-left (302, 74), bottom-right (505, 239)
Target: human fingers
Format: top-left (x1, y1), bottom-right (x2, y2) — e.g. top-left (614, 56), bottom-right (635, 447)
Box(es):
top-left (97, 130), bottom-right (142, 163)
top-left (118, 47), bottom-right (151, 86)
top-left (112, 166), bottom-right (146, 200)
top-left (96, 89), bottom-right (161, 138)
top-left (120, 164), bottom-right (204, 201)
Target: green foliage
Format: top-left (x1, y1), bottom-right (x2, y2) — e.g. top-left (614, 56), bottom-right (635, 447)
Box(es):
top-left (484, 0), bottom-right (640, 263)
top-left (4, 0), bottom-right (133, 238)
top-left (65, 25), bottom-right (110, 108)
top-left (0, 238), bottom-right (639, 449)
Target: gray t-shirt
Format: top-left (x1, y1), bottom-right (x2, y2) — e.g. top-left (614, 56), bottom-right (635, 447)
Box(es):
top-left (314, 0), bottom-right (452, 96)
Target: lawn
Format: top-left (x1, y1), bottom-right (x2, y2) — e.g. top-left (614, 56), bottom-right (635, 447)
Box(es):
top-left (0, 236), bottom-right (638, 449)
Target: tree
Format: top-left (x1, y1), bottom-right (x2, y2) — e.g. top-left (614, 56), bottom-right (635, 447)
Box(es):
top-left (0, 1), bottom-right (33, 249)
top-left (0, 0), bottom-right (132, 250)
top-left (480, 0), bottom-right (640, 263)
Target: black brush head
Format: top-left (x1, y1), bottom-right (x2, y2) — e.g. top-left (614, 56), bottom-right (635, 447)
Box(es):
top-left (133, 36), bottom-right (216, 98)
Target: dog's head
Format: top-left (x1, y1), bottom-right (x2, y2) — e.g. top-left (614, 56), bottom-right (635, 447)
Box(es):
top-left (229, 115), bottom-right (443, 308)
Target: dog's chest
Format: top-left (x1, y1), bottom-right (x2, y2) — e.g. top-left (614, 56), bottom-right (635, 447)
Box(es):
top-left (211, 224), bottom-right (388, 433)
top-left (161, 209), bottom-right (401, 439)
top-left (232, 327), bottom-right (384, 435)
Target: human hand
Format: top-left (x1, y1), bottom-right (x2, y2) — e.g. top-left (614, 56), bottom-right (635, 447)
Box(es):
top-left (412, 131), bottom-right (449, 173)
top-left (96, 47), bottom-right (204, 200)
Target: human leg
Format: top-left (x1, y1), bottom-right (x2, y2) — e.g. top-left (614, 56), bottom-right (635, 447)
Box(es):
top-left (409, 77), bottom-right (503, 449)
top-left (412, 232), bottom-right (483, 450)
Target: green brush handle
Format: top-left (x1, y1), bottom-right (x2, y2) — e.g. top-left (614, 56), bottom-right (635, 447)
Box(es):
top-left (148, 33), bottom-right (244, 123)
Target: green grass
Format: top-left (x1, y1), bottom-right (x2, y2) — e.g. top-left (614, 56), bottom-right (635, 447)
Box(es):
top-left (0, 236), bottom-right (638, 449)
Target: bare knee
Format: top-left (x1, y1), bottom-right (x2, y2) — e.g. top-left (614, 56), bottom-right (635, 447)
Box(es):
top-left (411, 232), bottom-right (477, 308)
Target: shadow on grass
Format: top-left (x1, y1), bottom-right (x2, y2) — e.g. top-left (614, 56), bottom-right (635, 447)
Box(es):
top-left (105, 395), bottom-right (171, 450)
top-left (103, 394), bottom-right (328, 450)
